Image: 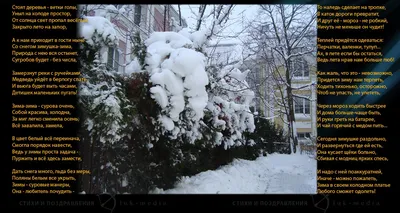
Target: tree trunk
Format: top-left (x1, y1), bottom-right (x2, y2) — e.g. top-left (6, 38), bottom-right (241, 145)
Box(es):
top-left (80, 133), bottom-right (92, 193)
top-left (178, 5), bottom-right (182, 26)
top-left (287, 90), bottom-right (297, 154)
top-left (285, 60), bottom-right (297, 154)
top-left (163, 5), bottom-right (167, 31)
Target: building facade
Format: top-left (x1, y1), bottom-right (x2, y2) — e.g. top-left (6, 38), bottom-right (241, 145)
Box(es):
top-left (290, 55), bottom-right (317, 144)
top-left (206, 41), bottom-right (242, 66)
top-left (244, 51), bottom-right (317, 145)
top-left (82, 4), bottom-right (187, 75)
top-left (270, 53), bottom-right (317, 144)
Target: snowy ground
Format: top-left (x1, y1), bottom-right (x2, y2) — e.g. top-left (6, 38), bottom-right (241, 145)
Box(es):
top-left (151, 153), bottom-right (317, 194)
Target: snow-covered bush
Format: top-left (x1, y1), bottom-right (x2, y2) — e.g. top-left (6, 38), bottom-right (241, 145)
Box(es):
top-left (78, 15), bottom-right (134, 194)
top-left (123, 30), bottom-right (211, 192)
top-left (77, 9), bottom-right (264, 193)
top-left (76, 3), bottom-right (282, 195)
top-left (123, 28), bottom-right (260, 192)
top-left (139, 28), bottom-right (257, 149)
top-left (205, 64), bottom-right (256, 150)
top-left (244, 114), bottom-right (286, 156)
top-left (145, 31), bottom-right (209, 143)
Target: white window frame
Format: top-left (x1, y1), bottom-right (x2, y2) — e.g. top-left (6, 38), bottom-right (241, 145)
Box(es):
top-left (107, 47), bottom-right (121, 72)
top-left (297, 132), bottom-right (311, 139)
top-left (294, 96), bottom-right (310, 114)
top-left (291, 57), bottom-right (309, 78)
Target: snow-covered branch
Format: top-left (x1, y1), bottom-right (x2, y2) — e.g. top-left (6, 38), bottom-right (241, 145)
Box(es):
top-left (292, 94), bottom-right (316, 102)
top-left (291, 81), bottom-right (316, 90)
top-left (195, 5), bottom-right (207, 30)
top-left (284, 49), bottom-right (314, 61)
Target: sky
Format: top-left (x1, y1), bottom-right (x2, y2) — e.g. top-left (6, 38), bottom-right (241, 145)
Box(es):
top-left (168, 4), bottom-right (317, 62)
top-left (171, 5), bottom-right (259, 44)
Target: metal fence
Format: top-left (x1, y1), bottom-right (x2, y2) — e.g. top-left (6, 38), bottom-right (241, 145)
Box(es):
top-left (271, 142), bottom-right (291, 154)
top-left (269, 141), bottom-right (316, 156)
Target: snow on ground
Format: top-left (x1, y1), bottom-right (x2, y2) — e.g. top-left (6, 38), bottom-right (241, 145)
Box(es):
top-left (151, 153), bottom-right (316, 194)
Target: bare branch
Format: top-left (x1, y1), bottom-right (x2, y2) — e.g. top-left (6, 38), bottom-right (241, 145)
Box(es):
top-left (178, 5), bottom-right (182, 26)
top-left (195, 5), bottom-right (207, 31)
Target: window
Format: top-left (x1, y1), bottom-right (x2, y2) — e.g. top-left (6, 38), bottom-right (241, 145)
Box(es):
top-left (134, 5), bottom-right (141, 25)
top-left (154, 8), bottom-right (163, 31)
top-left (292, 57), bottom-right (309, 77)
top-left (294, 96), bottom-right (310, 114)
top-left (107, 47), bottom-right (120, 71)
top-left (297, 132), bottom-right (311, 139)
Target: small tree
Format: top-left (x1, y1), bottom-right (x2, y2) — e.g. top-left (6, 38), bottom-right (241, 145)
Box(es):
top-left (244, 4), bottom-right (317, 153)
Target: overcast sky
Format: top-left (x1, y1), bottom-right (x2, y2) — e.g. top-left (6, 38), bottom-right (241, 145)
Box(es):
top-left (172, 5), bottom-right (259, 44)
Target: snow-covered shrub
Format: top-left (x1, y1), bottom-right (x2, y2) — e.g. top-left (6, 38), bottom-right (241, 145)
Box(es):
top-left (77, 15), bottom-right (134, 194)
top-left (244, 114), bottom-right (286, 156)
top-left (123, 30), bottom-right (212, 192)
top-left (204, 64), bottom-right (256, 150)
top-left (144, 31), bottom-right (209, 143)
top-left (123, 28), bottom-right (263, 193)
top-left (77, 15), bottom-right (263, 193)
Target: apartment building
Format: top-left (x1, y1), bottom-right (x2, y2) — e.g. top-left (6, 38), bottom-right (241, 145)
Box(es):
top-left (243, 57), bottom-right (275, 118)
top-left (289, 53), bottom-right (317, 144)
top-left (244, 50), bottom-right (317, 144)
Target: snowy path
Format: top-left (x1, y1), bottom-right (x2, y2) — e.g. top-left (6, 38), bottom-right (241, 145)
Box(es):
top-left (151, 153), bottom-right (317, 194)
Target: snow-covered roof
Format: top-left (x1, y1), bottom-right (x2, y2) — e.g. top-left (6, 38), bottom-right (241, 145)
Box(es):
top-left (205, 41), bottom-right (243, 65)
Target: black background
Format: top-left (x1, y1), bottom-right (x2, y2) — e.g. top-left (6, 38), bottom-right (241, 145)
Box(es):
top-left (6, 0), bottom-right (399, 211)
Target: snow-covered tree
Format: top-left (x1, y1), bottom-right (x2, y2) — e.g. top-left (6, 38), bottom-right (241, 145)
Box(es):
top-left (76, 4), bottom-right (283, 194)
top-left (129, 4), bottom-right (255, 149)
top-left (205, 63), bottom-right (255, 149)
top-left (123, 5), bottom-right (259, 192)
top-left (190, 5), bottom-right (257, 150)
top-left (243, 4), bottom-right (317, 153)
top-left (145, 31), bottom-right (209, 143)
top-left (77, 15), bottom-right (134, 194)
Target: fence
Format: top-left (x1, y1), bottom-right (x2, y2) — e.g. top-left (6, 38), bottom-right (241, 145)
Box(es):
top-left (264, 141), bottom-right (316, 155)
top-left (271, 142), bottom-right (291, 154)
top-left (300, 144), bottom-right (316, 155)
